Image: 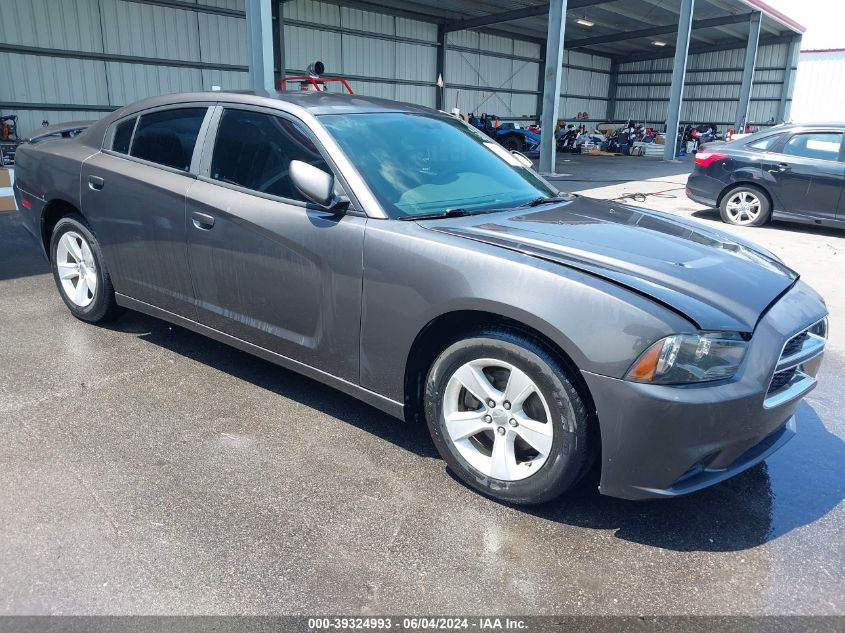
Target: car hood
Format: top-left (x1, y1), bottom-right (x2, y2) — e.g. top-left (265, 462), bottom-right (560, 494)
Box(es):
top-left (421, 196), bottom-right (798, 332)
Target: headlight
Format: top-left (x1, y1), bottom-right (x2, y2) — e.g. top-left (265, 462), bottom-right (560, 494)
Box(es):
top-left (809, 317), bottom-right (828, 340)
top-left (626, 332), bottom-right (748, 384)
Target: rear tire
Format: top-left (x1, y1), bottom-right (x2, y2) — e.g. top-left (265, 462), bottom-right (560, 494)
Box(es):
top-left (719, 185), bottom-right (771, 227)
top-left (424, 329), bottom-right (592, 505)
top-left (500, 135), bottom-right (524, 152)
top-left (50, 214), bottom-right (124, 323)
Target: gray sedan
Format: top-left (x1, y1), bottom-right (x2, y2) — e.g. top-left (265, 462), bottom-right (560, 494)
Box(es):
top-left (13, 92), bottom-right (828, 504)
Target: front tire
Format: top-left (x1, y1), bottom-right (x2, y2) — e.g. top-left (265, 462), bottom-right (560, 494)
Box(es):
top-left (50, 214), bottom-right (123, 323)
top-left (424, 330), bottom-right (592, 505)
top-left (719, 185), bottom-right (771, 227)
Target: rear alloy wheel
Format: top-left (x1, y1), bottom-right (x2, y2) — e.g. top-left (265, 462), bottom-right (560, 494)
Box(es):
top-left (56, 231), bottom-right (98, 308)
top-left (50, 214), bottom-right (124, 323)
top-left (425, 331), bottom-right (592, 504)
top-left (719, 186), bottom-right (771, 227)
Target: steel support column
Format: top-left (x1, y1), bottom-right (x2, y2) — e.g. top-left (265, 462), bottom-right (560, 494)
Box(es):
top-left (535, 42), bottom-right (547, 123)
top-left (663, 0), bottom-right (694, 161)
top-left (777, 35), bottom-right (801, 123)
top-left (436, 24), bottom-right (446, 111)
top-left (735, 11), bottom-right (761, 131)
top-left (271, 0), bottom-right (284, 90)
top-left (539, 0), bottom-right (567, 174)
top-left (606, 61), bottom-right (619, 122)
top-left (245, 0), bottom-right (274, 93)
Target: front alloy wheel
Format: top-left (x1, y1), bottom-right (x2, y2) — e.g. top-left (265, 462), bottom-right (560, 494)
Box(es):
top-left (443, 358), bottom-right (553, 481)
top-left (425, 330), bottom-right (593, 504)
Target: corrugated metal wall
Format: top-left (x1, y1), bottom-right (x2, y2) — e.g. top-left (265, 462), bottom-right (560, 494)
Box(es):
top-left (614, 41), bottom-right (792, 129)
top-left (559, 50), bottom-right (610, 124)
top-left (791, 50), bottom-right (845, 122)
top-left (444, 30), bottom-right (540, 120)
top-left (1, 0), bottom-right (790, 137)
top-left (0, 0), bottom-right (253, 135)
top-left (283, 1), bottom-right (438, 107)
top-left (0, 0), bottom-right (616, 135)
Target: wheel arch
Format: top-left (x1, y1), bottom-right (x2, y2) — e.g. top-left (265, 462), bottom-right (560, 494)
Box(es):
top-left (402, 310), bottom-right (599, 436)
top-left (41, 198), bottom-right (86, 256)
top-left (717, 178), bottom-right (774, 209)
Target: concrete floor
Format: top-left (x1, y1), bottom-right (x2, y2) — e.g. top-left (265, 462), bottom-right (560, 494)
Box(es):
top-left (1, 157), bottom-right (843, 616)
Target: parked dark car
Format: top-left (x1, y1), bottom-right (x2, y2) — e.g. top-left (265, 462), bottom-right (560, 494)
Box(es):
top-left (687, 123), bottom-right (845, 228)
top-left (14, 92), bottom-right (827, 504)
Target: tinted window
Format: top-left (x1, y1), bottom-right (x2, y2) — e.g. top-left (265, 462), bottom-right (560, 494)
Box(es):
top-left (320, 113), bottom-right (556, 219)
top-left (782, 132), bottom-right (843, 162)
top-left (112, 117), bottom-right (135, 154)
top-left (210, 109), bottom-right (329, 202)
top-left (130, 108), bottom-right (206, 171)
top-left (746, 133), bottom-right (782, 151)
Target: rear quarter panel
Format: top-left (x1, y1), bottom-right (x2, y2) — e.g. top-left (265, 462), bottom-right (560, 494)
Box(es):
top-left (14, 138), bottom-right (99, 254)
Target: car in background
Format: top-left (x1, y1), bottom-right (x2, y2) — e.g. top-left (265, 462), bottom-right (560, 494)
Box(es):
top-left (686, 123), bottom-right (845, 229)
top-left (13, 92), bottom-right (828, 504)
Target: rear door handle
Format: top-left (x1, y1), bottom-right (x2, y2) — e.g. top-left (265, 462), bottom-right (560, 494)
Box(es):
top-left (767, 163), bottom-right (791, 174)
top-left (88, 175), bottom-right (104, 190)
top-left (191, 211), bottom-right (215, 230)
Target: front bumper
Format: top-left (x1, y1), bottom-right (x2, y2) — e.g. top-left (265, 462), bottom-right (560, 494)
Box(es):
top-left (584, 280), bottom-right (827, 500)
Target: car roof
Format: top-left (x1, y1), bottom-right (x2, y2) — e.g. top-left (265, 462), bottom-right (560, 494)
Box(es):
top-left (760, 122), bottom-right (845, 132)
top-left (76, 90), bottom-right (444, 151)
top-left (114, 90), bottom-right (439, 117)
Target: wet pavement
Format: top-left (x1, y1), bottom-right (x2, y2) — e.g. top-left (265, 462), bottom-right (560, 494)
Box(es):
top-left (1, 186), bottom-right (843, 615)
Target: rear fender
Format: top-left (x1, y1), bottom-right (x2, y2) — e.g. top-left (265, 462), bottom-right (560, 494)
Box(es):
top-left (722, 168), bottom-right (778, 207)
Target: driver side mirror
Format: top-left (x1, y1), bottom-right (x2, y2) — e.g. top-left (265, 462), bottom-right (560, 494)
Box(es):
top-left (290, 160), bottom-right (348, 210)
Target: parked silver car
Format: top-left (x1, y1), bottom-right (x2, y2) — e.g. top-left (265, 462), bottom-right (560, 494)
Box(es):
top-left (14, 92), bottom-right (828, 504)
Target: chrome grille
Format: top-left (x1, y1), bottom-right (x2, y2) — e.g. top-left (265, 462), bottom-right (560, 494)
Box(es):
top-left (768, 368), bottom-right (796, 393)
top-left (781, 331), bottom-right (808, 359)
top-left (764, 317), bottom-right (827, 409)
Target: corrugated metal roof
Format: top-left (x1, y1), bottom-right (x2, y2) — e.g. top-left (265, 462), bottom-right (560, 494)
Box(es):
top-left (353, 0), bottom-right (802, 59)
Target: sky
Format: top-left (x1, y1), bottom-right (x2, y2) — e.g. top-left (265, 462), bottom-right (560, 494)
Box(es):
top-left (761, 0), bottom-right (844, 49)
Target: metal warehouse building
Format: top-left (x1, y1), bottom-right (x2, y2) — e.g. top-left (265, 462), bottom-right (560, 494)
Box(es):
top-left (0, 0), bottom-right (803, 169)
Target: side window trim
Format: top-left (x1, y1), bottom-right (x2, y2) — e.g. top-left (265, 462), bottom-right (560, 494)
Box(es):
top-left (198, 104), bottom-right (360, 212)
top-left (190, 106), bottom-right (220, 174)
top-left (104, 115), bottom-right (139, 155)
top-left (102, 103), bottom-right (215, 175)
top-left (196, 105), bottom-right (223, 177)
top-left (745, 133), bottom-right (782, 152)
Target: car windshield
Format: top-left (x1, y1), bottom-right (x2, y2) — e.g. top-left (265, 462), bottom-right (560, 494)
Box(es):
top-left (319, 112), bottom-right (558, 219)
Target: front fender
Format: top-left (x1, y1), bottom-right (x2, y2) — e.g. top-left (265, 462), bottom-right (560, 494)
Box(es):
top-left (360, 221), bottom-right (693, 403)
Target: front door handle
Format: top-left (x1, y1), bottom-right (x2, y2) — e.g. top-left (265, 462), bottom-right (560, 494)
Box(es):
top-left (191, 211), bottom-right (215, 230)
top-left (88, 175), bottom-right (104, 190)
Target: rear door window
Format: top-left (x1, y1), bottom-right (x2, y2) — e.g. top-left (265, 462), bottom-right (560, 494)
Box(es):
top-left (746, 133), bottom-right (783, 151)
top-left (209, 108), bottom-right (329, 202)
top-left (130, 107), bottom-right (207, 171)
top-left (781, 132), bottom-right (843, 162)
top-left (112, 117), bottom-right (136, 154)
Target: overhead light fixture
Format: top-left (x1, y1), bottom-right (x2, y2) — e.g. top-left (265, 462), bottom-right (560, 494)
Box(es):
top-left (576, 17), bottom-right (594, 27)
top-left (652, 40), bottom-right (667, 46)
